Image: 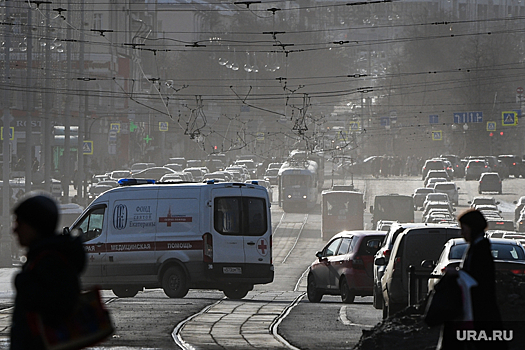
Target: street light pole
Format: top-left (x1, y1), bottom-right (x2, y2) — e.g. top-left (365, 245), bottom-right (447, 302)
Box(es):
top-left (1, 0), bottom-right (13, 266)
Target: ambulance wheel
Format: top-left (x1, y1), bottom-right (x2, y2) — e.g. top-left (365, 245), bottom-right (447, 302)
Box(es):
top-left (162, 266), bottom-right (189, 298)
top-left (223, 285), bottom-right (250, 299)
top-left (112, 286), bottom-right (140, 298)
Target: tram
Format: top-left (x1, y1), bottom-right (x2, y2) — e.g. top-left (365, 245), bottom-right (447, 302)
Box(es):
top-left (278, 159), bottom-right (319, 212)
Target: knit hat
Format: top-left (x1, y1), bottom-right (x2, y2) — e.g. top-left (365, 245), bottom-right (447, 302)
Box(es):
top-left (13, 193), bottom-right (59, 236)
top-left (458, 208), bottom-right (487, 234)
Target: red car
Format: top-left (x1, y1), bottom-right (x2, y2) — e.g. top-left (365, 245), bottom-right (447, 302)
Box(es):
top-left (307, 231), bottom-right (385, 303)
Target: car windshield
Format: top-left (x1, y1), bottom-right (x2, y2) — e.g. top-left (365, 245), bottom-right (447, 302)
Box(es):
top-left (449, 243), bottom-right (525, 261)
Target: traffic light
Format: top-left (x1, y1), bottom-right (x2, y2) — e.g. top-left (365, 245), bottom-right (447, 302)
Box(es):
top-left (489, 132), bottom-right (493, 137)
top-left (500, 131), bottom-right (504, 136)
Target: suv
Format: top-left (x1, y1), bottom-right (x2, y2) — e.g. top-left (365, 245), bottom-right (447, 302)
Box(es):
top-left (421, 159), bottom-right (446, 180)
top-left (423, 170), bottom-right (450, 186)
top-left (372, 222), bottom-right (427, 309)
top-left (465, 159), bottom-right (490, 180)
top-left (433, 182), bottom-right (460, 205)
top-left (498, 155), bottom-right (524, 178)
top-left (307, 231), bottom-right (385, 303)
top-left (439, 154), bottom-right (462, 178)
top-left (412, 187), bottom-right (435, 210)
top-left (375, 225), bottom-right (461, 318)
top-left (478, 172), bottom-right (502, 194)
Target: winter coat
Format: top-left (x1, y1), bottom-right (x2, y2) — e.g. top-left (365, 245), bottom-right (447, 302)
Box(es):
top-left (438, 236), bottom-right (506, 350)
top-left (10, 233), bottom-right (86, 350)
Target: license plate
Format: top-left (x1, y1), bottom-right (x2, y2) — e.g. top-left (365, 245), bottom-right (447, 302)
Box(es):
top-left (223, 267), bottom-right (242, 274)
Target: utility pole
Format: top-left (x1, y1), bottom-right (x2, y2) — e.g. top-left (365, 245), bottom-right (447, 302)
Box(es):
top-left (1, 0), bottom-right (13, 266)
top-left (77, 0), bottom-right (86, 203)
top-left (43, 3), bottom-right (52, 193)
top-left (25, 4), bottom-right (33, 194)
top-left (63, 0), bottom-right (72, 202)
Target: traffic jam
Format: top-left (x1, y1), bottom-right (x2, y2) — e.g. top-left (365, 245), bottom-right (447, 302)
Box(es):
top-left (3, 0), bottom-right (525, 349)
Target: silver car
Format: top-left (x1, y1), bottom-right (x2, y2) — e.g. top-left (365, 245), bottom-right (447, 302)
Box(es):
top-left (433, 182), bottom-right (460, 205)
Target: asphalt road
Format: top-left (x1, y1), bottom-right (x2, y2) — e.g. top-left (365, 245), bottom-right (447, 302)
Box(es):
top-left (0, 172), bottom-right (522, 349)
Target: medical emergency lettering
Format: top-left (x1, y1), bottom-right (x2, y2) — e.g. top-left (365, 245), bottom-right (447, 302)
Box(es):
top-left (110, 243), bottom-right (152, 251)
top-left (159, 207), bottom-right (192, 227)
top-left (167, 242), bottom-right (193, 249)
top-left (156, 240), bottom-right (203, 251)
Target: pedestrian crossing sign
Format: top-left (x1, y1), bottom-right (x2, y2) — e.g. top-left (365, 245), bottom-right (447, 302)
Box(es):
top-left (110, 123), bottom-right (121, 133)
top-left (349, 121), bottom-right (361, 132)
top-left (487, 121), bottom-right (496, 131)
top-left (83, 140), bottom-right (93, 155)
top-left (159, 121), bottom-right (168, 131)
top-left (432, 130), bottom-right (442, 141)
top-left (0, 127), bottom-right (14, 140)
top-left (502, 111), bottom-right (518, 126)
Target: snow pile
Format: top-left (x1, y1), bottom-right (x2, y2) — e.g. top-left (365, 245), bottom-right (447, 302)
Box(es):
top-left (354, 273), bottom-right (525, 350)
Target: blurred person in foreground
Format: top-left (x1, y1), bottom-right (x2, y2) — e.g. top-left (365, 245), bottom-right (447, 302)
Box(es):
top-left (10, 192), bottom-right (86, 350)
top-left (439, 208), bottom-right (506, 350)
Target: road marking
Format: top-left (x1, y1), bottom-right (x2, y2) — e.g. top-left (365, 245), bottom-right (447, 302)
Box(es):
top-left (270, 292), bottom-right (305, 350)
top-left (339, 305), bottom-right (373, 327)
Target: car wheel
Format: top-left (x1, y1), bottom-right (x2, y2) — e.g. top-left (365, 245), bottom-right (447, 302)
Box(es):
top-left (307, 274), bottom-right (323, 303)
top-left (162, 266), bottom-right (189, 298)
top-left (112, 286), bottom-right (140, 298)
top-left (223, 285), bottom-right (251, 299)
top-left (373, 286), bottom-right (383, 310)
top-left (340, 278), bottom-right (355, 304)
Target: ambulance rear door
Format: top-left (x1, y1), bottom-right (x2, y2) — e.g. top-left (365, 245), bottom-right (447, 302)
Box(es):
top-left (211, 187), bottom-right (245, 265)
top-left (240, 187), bottom-right (271, 266)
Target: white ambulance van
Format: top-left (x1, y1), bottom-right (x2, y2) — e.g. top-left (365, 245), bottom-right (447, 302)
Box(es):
top-left (69, 180), bottom-right (274, 299)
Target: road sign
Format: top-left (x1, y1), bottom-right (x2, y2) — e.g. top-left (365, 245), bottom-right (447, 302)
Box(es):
top-left (518, 87), bottom-right (524, 94)
top-left (0, 127), bottom-right (14, 140)
top-left (159, 121), bottom-right (168, 131)
top-left (380, 117), bottom-right (390, 127)
top-left (110, 123), bottom-right (120, 133)
top-left (453, 111), bottom-right (483, 123)
top-left (487, 121), bottom-right (496, 131)
top-left (431, 130), bottom-right (442, 141)
top-left (256, 132), bottom-right (264, 141)
top-left (108, 130), bottom-right (117, 142)
top-left (349, 121), bottom-right (361, 132)
top-left (83, 140), bottom-right (93, 155)
top-left (429, 115), bottom-right (439, 124)
top-left (502, 111), bottom-right (518, 126)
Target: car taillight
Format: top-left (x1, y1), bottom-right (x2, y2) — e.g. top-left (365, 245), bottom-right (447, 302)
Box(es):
top-left (513, 162), bottom-right (517, 166)
top-left (393, 257), bottom-right (401, 271)
top-left (511, 269), bottom-right (525, 275)
top-left (203, 232), bottom-right (213, 263)
top-left (352, 257), bottom-right (365, 269)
